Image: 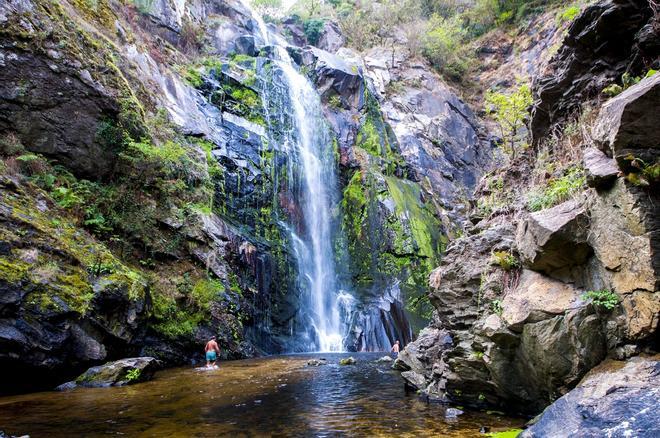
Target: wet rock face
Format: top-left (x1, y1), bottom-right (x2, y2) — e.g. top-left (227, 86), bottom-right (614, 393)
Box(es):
top-left (521, 355), bottom-right (660, 438)
top-left (0, 40), bottom-right (119, 178)
top-left (531, 0), bottom-right (657, 142)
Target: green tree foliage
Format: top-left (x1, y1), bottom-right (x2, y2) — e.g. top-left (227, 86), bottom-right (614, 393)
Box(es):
top-left (422, 15), bottom-right (469, 80)
top-left (485, 83), bottom-right (533, 159)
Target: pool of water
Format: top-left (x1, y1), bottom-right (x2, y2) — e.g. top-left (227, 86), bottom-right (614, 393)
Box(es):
top-left (0, 353), bottom-right (524, 437)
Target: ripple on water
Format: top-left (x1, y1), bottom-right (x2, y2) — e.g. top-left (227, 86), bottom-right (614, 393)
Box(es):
top-left (0, 353), bottom-right (524, 437)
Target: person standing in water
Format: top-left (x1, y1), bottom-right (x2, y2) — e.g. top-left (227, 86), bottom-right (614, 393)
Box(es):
top-left (391, 340), bottom-right (400, 358)
top-left (205, 336), bottom-right (221, 368)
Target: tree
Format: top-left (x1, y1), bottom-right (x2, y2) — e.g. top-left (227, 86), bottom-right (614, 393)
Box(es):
top-left (485, 83), bottom-right (533, 160)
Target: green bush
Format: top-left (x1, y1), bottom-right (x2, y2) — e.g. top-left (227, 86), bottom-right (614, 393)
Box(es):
top-left (303, 18), bottom-right (326, 46)
top-left (557, 5), bottom-right (580, 23)
top-left (582, 290), bottom-right (619, 310)
top-left (422, 15), bottom-right (469, 80)
top-left (527, 166), bottom-right (585, 211)
top-left (491, 251), bottom-right (519, 270)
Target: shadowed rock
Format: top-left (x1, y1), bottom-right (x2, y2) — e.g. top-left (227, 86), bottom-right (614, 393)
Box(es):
top-left (521, 355), bottom-right (660, 438)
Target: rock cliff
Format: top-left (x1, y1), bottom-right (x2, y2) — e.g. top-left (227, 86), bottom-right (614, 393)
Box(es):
top-left (396, 0), bottom-right (659, 421)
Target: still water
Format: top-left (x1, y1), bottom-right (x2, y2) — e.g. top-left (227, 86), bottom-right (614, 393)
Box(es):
top-left (0, 353), bottom-right (523, 437)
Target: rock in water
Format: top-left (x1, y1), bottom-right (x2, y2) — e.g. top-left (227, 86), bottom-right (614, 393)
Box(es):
top-left (56, 357), bottom-right (160, 389)
top-left (445, 408), bottom-right (464, 418)
top-left (306, 359), bottom-right (327, 366)
top-left (375, 356), bottom-right (393, 363)
top-left (521, 355), bottom-right (660, 438)
top-left (339, 357), bottom-right (356, 365)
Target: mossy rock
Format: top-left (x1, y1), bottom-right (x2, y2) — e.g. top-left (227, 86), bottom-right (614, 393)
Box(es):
top-left (70, 357), bottom-right (160, 388)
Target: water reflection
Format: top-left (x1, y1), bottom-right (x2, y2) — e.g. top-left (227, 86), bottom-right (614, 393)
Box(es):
top-left (0, 353), bottom-right (523, 437)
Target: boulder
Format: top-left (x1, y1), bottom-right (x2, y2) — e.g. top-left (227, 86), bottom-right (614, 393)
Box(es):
top-left (501, 270), bottom-right (583, 332)
top-left (582, 147), bottom-right (619, 189)
top-left (445, 407), bottom-right (464, 418)
top-left (401, 370), bottom-right (427, 390)
top-left (58, 357), bottom-right (160, 389)
top-left (521, 355), bottom-right (660, 438)
top-left (306, 358), bottom-right (327, 366)
top-left (316, 21), bottom-right (345, 53)
top-left (515, 307), bottom-right (607, 400)
top-left (593, 73), bottom-right (660, 167)
top-left (516, 199), bottom-right (592, 278)
top-left (339, 357), bottom-right (356, 365)
top-left (303, 47), bottom-right (364, 110)
top-left (395, 326), bottom-right (451, 379)
top-left (376, 355), bottom-right (393, 363)
top-left (431, 222), bottom-right (517, 330)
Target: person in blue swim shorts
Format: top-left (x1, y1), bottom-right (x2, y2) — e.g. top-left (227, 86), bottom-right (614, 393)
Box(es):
top-left (205, 336), bottom-right (221, 368)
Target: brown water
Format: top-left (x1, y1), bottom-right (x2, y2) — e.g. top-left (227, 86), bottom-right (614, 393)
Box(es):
top-left (0, 353), bottom-right (523, 437)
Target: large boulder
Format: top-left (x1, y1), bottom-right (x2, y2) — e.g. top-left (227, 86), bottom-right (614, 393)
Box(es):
top-left (501, 270), bottom-right (583, 331)
top-left (516, 199), bottom-right (592, 279)
top-left (303, 47), bottom-right (365, 109)
top-left (58, 357), bottom-right (160, 389)
top-left (521, 355), bottom-right (660, 438)
top-left (316, 21), bottom-right (345, 53)
top-left (593, 73), bottom-right (660, 167)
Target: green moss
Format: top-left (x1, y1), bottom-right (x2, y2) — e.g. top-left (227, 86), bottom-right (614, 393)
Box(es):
top-left (183, 67), bottom-right (204, 88)
top-left (384, 176), bottom-right (442, 267)
top-left (70, 0), bottom-right (116, 28)
top-left (0, 256), bottom-right (30, 283)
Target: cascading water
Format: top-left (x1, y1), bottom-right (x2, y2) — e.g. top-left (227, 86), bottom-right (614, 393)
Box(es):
top-left (246, 3), bottom-right (348, 352)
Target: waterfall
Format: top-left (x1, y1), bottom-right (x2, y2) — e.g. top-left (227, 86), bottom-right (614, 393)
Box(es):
top-left (245, 3), bottom-right (347, 352)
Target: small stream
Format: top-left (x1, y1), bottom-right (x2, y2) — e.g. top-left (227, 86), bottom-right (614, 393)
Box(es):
top-left (0, 353), bottom-right (523, 437)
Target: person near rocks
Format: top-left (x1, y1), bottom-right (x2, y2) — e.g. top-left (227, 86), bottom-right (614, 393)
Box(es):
top-left (391, 340), bottom-right (400, 358)
top-left (205, 336), bottom-right (221, 368)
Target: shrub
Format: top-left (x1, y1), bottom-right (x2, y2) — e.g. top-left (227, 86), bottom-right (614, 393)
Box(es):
top-left (422, 15), bottom-right (469, 79)
top-left (491, 251), bottom-right (519, 270)
top-left (491, 299), bottom-right (503, 315)
top-left (303, 18), bottom-right (326, 46)
top-left (557, 5), bottom-right (580, 23)
top-left (622, 155), bottom-right (660, 187)
top-left (485, 83), bottom-right (533, 160)
top-left (582, 290), bottom-right (619, 310)
top-left (527, 166), bottom-right (585, 211)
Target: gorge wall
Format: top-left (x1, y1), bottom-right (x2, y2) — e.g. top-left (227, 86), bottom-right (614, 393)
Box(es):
top-left (395, 0), bottom-right (659, 431)
top-left (0, 0), bottom-right (490, 392)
